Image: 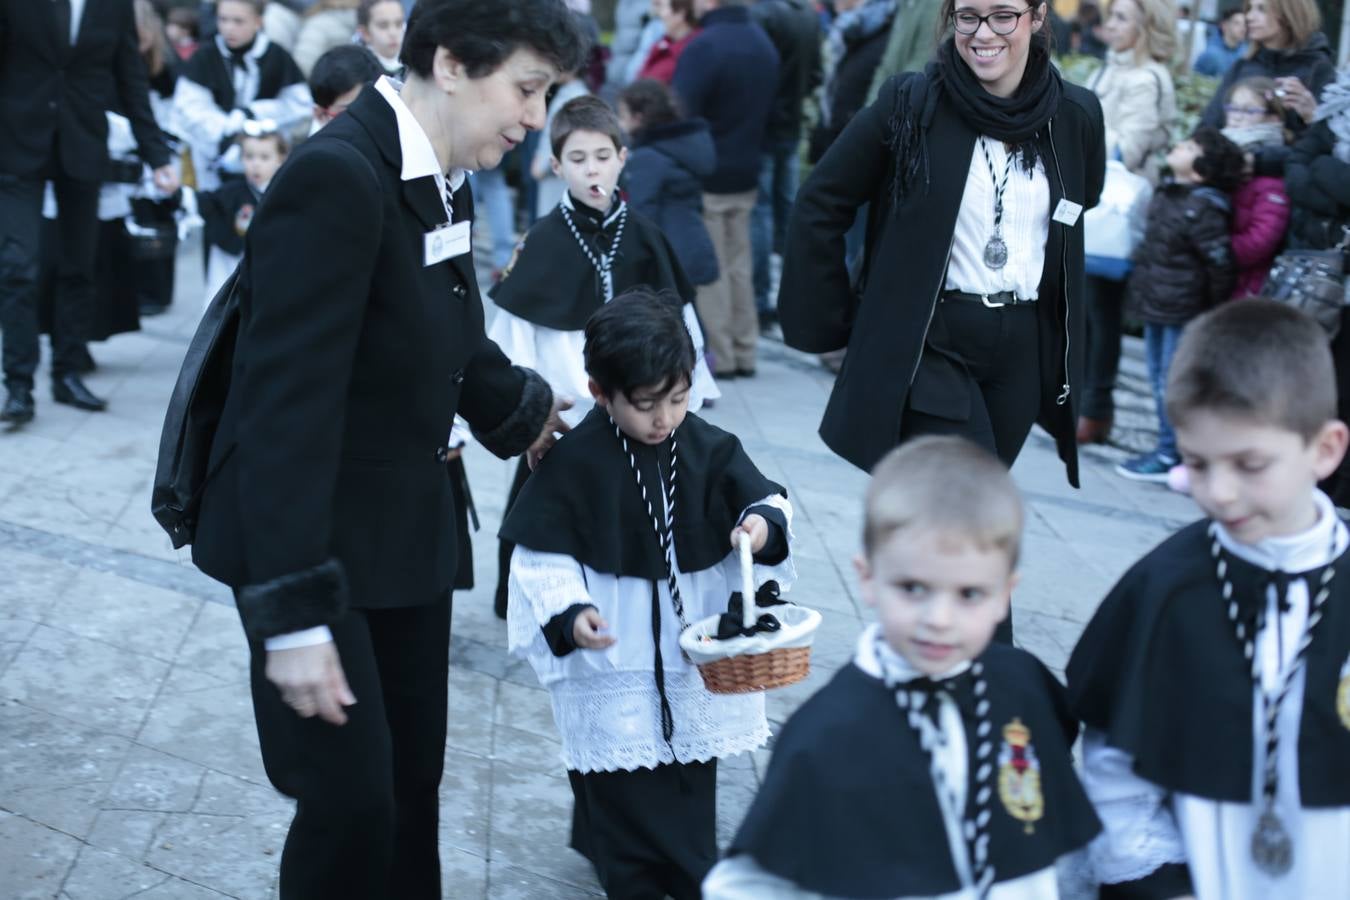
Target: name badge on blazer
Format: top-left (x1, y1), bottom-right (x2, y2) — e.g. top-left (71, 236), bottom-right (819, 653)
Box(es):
top-left (1052, 199), bottom-right (1083, 227)
top-left (424, 221), bottom-right (472, 267)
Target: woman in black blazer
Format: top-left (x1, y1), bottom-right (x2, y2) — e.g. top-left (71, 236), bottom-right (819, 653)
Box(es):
top-left (189, 2), bottom-right (586, 896)
top-left (779, 0), bottom-right (1105, 490)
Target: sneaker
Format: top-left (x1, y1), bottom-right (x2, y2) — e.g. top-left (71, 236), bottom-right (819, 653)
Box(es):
top-left (1166, 463), bottom-right (1191, 494)
top-left (1115, 452), bottom-right (1177, 483)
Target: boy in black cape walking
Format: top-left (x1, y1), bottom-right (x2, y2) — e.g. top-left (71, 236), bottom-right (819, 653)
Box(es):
top-left (704, 435), bottom-right (1100, 899)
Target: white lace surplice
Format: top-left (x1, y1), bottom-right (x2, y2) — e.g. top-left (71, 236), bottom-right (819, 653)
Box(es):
top-left (507, 494), bottom-right (793, 773)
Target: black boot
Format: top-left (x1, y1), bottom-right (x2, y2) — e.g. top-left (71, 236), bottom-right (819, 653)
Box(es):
top-left (1, 386), bottom-right (35, 424)
top-left (52, 374), bottom-right (107, 411)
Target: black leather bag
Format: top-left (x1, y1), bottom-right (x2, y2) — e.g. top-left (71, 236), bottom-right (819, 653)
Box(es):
top-left (151, 263), bottom-right (244, 548)
top-left (1262, 230), bottom-right (1349, 339)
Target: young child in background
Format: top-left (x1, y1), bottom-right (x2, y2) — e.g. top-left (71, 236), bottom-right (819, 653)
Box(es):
top-left (1222, 77), bottom-right (1292, 300)
top-left (617, 78), bottom-right (719, 290)
top-left (502, 290), bottom-right (794, 900)
top-left (172, 0), bottom-right (310, 192)
top-left (530, 68), bottom-right (591, 219)
top-left (308, 44), bottom-right (384, 133)
top-left (197, 128), bottom-right (288, 305)
top-left (1116, 127), bottom-right (1245, 484)
top-left (704, 435), bottom-right (1101, 899)
top-left (489, 94), bottom-right (718, 618)
top-left (355, 0), bottom-right (406, 77)
top-left (1070, 300), bottom-right (1350, 899)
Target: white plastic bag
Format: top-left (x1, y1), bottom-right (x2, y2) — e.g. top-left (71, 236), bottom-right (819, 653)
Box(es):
top-left (1084, 160), bottom-right (1153, 281)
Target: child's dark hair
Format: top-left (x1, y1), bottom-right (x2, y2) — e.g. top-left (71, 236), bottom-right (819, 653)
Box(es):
top-left (402, 0), bottom-right (588, 82)
top-left (310, 45), bottom-right (384, 107)
top-left (220, 0), bottom-right (266, 15)
top-left (1167, 299), bottom-right (1336, 442)
top-left (584, 289), bottom-right (695, 401)
top-left (551, 95), bottom-right (624, 157)
top-left (167, 7), bottom-right (200, 38)
top-left (357, 0), bottom-right (402, 28)
top-left (1189, 126), bottom-right (1246, 193)
top-left (238, 129), bottom-right (289, 157)
top-left (617, 79), bottom-right (682, 131)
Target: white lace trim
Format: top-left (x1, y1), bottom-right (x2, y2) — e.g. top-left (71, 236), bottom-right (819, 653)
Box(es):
top-left (1082, 732), bottom-right (1189, 885)
top-left (550, 670), bottom-right (769, 772)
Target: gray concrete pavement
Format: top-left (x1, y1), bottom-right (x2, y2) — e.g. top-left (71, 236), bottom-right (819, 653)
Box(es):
top-left (1, 232), bottom-right (1199, 899)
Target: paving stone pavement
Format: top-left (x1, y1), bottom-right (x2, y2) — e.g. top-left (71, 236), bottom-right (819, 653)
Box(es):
top-left (0, 232), bottom-right (1201, 899)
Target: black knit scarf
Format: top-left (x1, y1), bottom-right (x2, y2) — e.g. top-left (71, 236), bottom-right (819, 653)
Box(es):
top-left (887, 37), bottom-right (1062, 208)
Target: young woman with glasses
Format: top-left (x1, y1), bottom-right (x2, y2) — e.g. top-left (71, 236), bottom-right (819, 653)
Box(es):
top-left (778, 0), bottom-right (1105, 639)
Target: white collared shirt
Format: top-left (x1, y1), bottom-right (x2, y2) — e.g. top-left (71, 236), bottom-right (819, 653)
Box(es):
top-left (372, 76), bottom-right (467, 223)
top-left (945, 137), bottom-right (1050, 301)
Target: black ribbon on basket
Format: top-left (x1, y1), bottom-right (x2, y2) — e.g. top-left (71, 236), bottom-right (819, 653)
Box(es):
top-left (715, 581), bottom-right (788, 640)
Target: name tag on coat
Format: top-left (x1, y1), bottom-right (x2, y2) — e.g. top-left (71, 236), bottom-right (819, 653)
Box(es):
top-left (1052, 199), bottom-right (1083, 227)
top-left (424, 221), bottom-right (471, 266)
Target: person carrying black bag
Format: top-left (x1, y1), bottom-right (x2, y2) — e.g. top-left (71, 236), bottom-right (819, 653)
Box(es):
top-left (182, 2), bottom-right (585, 896)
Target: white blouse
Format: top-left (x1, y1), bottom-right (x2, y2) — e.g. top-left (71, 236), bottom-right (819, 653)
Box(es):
top-left (507, 493), bottom-right (795, 773)
top-left (944, 137), bottom-right (1050, 301)
top-left (1084, 490), bottom-right (1350, 899)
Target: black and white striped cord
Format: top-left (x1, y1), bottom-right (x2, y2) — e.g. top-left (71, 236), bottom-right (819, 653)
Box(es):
top-left (560, 200), bottom-right (628, 303)
top-left (615, 419), bottom-right (688, 629)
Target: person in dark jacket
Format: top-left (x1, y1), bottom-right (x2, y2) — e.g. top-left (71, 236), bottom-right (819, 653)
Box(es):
top-left (810, 0), bottom-right (895, 163)
top-left (1116, 127), bottom-right (1245, 483)
top-left (750, 0), bottom-right (820, 326)
top-left (1197, 0), bottom-right (1335, 176)
top-left (1286, 66), bottom-right (1350, 506)
top-left (619, 78), bottom-right (720, 286)
top-left (778, 0), bottom-right (1106, 489)
top-left (672, 0), bottom-right (779, 377)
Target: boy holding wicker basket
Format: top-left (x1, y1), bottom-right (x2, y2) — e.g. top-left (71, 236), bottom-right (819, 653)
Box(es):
top-left (500, 289), bottom-right (797, 899)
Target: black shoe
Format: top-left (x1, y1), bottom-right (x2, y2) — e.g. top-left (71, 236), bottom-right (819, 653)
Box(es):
top-left (52, 374), bottom-right (107, 411)
top-left (1, 387), bottom-right (35, 424)
top-left (735, 367), bottom-right (756, 378)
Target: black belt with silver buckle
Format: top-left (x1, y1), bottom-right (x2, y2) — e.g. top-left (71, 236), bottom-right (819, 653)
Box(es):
top-left (942, 290), bottom-right (1035, 308)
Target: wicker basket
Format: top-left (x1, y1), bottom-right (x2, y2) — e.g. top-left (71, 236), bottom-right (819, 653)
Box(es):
top-left (679, 533), bottom-right (821, 694)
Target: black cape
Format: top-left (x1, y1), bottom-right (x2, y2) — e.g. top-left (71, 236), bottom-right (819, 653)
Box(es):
top-left (489, 198), bottom-right (695, 332)
top-left (498, 407), bottom-right (783, 580)
top-left (1067, 519), bottom-right (1350, 806)
top-left (183, 39), bottom-right (305, 112)
top-left (729, 645), bottom-right (1101, 898)
top-left (198, 179), bottom-right (261, 256)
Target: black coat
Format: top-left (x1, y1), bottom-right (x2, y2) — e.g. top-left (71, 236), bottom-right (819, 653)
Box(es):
top-left (808, 10), bottom-right (890, 163)
top-left (778, 74), bottom-right (1106, 485)
top-left (1284, 119), bottom-right (1350, 252)
top-left (1126, 183), bottom-right (1235, 326)
top-left (671, 6), bottom-right (780, 193)
top-left (192, 87), bottom-right (552, 640)
top-left (0, 0), bottom-right (170, 177)
top-left (751, 0), bottom-right (822, 143)
top-left (625, 119), bottom-right (720, 286)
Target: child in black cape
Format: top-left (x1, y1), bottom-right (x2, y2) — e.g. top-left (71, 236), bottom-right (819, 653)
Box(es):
top-left (501, 290), bottom-right (794, 899)
top-left (489, 94), bottom-right (717, 616)
top-left (704, 435), bottom-right (1100, 899)
top-left (195, 128), bottom-right (287, 305)
top-left (1068, 300), bottom-right (1350, 899)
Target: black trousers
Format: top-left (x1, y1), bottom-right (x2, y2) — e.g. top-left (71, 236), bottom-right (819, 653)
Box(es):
top-left (494, 454), bottom-right (532, 615)
top-left (0, 162), bottom-right (100, 388)
top-left (247, 596), bottom-right (452, 900)
top-left (899, 299), bottom-right (1040, 646)
top-left (1081, 275), bottom-right (1127, 421)
top-left (568, 760), bottom-right (718, 900)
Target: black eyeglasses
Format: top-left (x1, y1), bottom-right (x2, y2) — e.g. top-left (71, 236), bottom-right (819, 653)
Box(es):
top-left (951, 7), bottom-right (1034, 34)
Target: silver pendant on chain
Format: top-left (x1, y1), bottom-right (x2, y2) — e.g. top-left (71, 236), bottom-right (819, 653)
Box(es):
top-left (983, 236), bottom-right (1008, 270)
top-left (1251, 806), bottom-right (1294, 875)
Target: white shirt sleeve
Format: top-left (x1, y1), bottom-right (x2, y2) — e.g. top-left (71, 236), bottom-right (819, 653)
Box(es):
top-left (703, 856), bottom-right (826, 900)
top-left (1081, 728), bottom-right (1189, 886)
top-left (506, 547), bottom-right (593, 655)
top-left (172, 77), bottom-right (242, 153)
top-left (263, 625), bottom-right (335, 651)
top-left (249, 82), bottom-right (315, 132)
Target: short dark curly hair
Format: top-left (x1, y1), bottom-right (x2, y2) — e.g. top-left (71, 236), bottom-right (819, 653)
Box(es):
top-left (1189, 126), bottom-right (1247, 193)
top-left (401, 0), bottom-right (588, 81)
top-left (584, 289), bottom-right (695, 402)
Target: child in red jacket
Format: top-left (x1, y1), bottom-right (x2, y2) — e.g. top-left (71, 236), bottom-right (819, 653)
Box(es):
top-left (1222, 77), bottom-right (1292, 300)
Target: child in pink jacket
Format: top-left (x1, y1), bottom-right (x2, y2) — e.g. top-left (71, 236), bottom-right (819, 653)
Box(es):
top-left (1222, 77), bottom-right (1292, 299)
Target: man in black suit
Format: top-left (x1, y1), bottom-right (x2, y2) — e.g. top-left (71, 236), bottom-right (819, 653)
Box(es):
top-left (0, 0), bottom-right (178, 423)
top-left (188, 2), bottom-right (587, 896)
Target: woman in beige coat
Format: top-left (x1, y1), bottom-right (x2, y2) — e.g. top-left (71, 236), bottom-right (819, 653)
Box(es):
top-left (1077, 0), bottom-right (1178, 445)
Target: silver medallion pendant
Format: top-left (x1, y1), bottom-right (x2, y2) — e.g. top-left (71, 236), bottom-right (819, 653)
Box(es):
top-left (1251, 808), bottom-right (1294, 876)
top-left (983, 236), bottom-right (1008, 270)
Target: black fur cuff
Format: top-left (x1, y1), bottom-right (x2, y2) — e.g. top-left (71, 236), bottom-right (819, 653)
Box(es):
top-left (236, 558), bottom-right (349, 641)
top-left (474, 367), bottom-right (553, 459)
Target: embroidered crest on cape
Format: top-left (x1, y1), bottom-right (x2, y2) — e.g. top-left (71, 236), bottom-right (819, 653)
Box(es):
top-left (1338, 653), bottom-right (1350, 731)
top-left (997, 717), bottom-right (1044, 832)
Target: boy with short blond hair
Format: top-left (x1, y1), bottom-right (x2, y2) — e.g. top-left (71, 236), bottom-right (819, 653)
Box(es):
top-left (705, 435), bottom-right (1101, 899)
top-left (1069, 299), bottom-right (1350, 898)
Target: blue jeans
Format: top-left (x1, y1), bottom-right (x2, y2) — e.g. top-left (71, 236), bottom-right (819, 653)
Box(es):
top-left (1144, 322), bottom-right (1184, 461)
top-left (470, 168), bottom-right (515, 272)
top-left (751, 139), bottom-right (799, 311)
